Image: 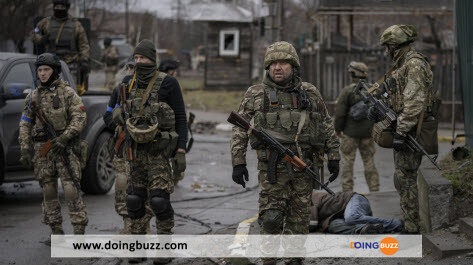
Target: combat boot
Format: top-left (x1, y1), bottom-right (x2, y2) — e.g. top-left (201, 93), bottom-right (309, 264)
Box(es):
top-left (73, 225), bottom-right (86, 235)
top-left (262, 259), bottom-right (277, 265)
top-left (128, 257), bottom-right (147, 264)
top-left (153, 257), bottom-right (173, 264)
top-left (44, 224), bottom-right (65, 246)
top-left (285, 260), bottom-right (302, 265)
top-left (120, 217), bottom-right (132, 234)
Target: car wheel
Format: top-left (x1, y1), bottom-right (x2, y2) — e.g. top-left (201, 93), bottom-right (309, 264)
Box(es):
top-left (81, 132), bottom-right (115, 194)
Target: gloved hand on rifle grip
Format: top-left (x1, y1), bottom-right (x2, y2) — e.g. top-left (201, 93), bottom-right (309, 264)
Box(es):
top-left (232, 164), bottom-right (249, 188)
top-left (80, 60), bottom-right (89, 73)
top-left (50, 134), bottom-right (69, 157)
top-left (393, 133), bottom-right (407, 152)
top-left (328, 160), bottom-right (340, 182)
top-left (367, 106), bottom-right (383, 122)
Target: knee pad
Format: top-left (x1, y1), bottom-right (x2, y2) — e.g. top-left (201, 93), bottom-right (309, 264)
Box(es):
top-left (261, 209), bottom-right (283, 234)
top-left (126, 186), bottom-right (147, 219)
top-left (150, 189), bottom-right (173, 220)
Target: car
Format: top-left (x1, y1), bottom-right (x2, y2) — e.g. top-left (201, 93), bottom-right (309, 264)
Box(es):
top-left (0, 52), bottom-right (115, 194)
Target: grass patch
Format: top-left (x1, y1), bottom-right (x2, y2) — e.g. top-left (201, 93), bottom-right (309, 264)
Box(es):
top-left (179, 78), bottom-right (205, 90)
top-left (439, 148), bottom-right (473, 218)
top-left (182, 89), bottom-right (246, 113)
top-left (439, 150), bottom-right (473, 196)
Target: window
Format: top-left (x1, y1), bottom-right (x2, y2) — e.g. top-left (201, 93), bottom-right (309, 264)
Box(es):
top-left (2, 63), bottom-right (33, 96)
top-left (219, 29), bottom-right (239, 56)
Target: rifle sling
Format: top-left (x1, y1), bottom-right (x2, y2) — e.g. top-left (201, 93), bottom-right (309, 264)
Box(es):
top-left (367, 67), bottom-right (395, 94)
top-left (138, 71), bottom-right (161, 116)
top-left (55, 21), bottom-right (66, 45)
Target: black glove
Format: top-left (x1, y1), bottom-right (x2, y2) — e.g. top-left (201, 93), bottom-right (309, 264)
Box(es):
top-left (80, 60), bottom-right (89, 73)
top-left (367, 106), bottom-right (383, 122)
top-left (232, 164), bottom-right (249, 188)
top-left (50, 135), bottom-right (69, 157)
top-left (393, 133), bottom-right (407, 152)
top-left (327, 160), bottom-right (340, 182)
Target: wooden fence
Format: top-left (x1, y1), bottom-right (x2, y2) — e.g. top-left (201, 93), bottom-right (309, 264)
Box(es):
top-left (300, 48), bottom-right (463, 122)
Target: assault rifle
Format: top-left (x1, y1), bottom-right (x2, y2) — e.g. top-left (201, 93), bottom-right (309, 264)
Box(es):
top-left (354, 80), bottom-right (442, 170)
top-left (228, 111), bottom-right (336, 196)
top-left (31, 102), bottom-right (82, 191)
top-left (118, 83), bottom-right (135, 190)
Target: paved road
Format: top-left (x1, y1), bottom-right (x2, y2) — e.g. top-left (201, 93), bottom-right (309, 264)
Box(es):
top-left (0, 126), bottom-right (468, 265)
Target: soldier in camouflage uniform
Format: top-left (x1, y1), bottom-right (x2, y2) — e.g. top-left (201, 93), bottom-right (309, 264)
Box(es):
top-left (367, 25), bottom-right (437, 234)
top-left (19, 53), bottom-right (88, 238)
top-left (103, 58), bottom-right (152, 235)
top-left (30, 0), bottom-right (90, 94)
top-left (112, 40), bottom-right (187, 264)
top-left (230, 41), bottom-right (340, 265)
top-left (334, 62), bottom-right (379, 192)
top-left (102, 37), bottom-right (120, 90)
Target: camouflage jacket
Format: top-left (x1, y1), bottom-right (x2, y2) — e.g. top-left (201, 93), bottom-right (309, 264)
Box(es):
top-left (102, 45), bottom-right (119, 67)
top-left (30, 15), bottom-right (89, 64)
top-left (231, 75), bottom-right (340, 170)
top-left (334, 82), bottom-right (374, 138)
top-left (19, 79), bottom-right (86, 151)
top-left (386, 46), bottom-right (433, 136)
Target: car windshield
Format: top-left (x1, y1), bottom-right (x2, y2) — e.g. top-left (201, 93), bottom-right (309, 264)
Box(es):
top-left (0, 60), bottom-right (4, 72)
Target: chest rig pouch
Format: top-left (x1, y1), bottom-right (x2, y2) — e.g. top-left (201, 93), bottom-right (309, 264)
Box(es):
top-left (48, 18), bottom-right (78, 56)
top-left (35, 85), bottom-right (68, 132)
top-left (251, 84), bottom-right (326, 172)
top-left (128, 72), bottom-right (178, 157)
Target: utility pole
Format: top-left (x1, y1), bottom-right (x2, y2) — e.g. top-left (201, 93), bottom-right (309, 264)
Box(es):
top-left (264, 0), bottom-right (283, 43)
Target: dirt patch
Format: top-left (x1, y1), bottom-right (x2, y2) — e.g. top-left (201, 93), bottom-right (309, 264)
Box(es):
top-left (439, 147), bottom-right (473, 219)
top-left (183, 90), bottom-right (245, 113)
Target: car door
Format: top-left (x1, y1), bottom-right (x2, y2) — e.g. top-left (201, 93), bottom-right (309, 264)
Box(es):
top-left (0, 59), bottom-right (35, 169)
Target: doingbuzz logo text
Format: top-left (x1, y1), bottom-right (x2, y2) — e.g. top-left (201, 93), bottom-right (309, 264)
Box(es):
top-left (350, 237), bottom-right (399, 255)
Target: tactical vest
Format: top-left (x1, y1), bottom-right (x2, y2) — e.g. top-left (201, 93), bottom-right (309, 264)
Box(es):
top-left (387, 52), bottom-right (434, 113)
top-left (386, 51), bottom-right (439, 154)
top-left (48, 18), bottom-right (78, 57)
top-left (127, 72), bottom-right (178, 156)
top-left (32, 81), bottom-right (69, 135)
top-left (249, 82), bottom-right (327, 171)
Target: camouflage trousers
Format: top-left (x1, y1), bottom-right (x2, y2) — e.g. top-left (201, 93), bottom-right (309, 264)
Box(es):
top-left (113, 156), bottom-right (152, 227)
top-left (104, 66), bottom-right (117, 91)
top-left (394, 150), bottom-right (422, 233)
top-left (128, 147), bottom-right (174, 235)
top-left (33, 142), bottom-right (88, 227)
top-left (340, 135), bottom-right (379, 192)
top-left (258, 169), bottom-right (312, 262)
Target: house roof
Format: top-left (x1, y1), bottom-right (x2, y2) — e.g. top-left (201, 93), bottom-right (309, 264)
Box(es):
top-left (315, 0), bottom-right (453, 15)
top-left (188, 2), bottom-right (254, 23)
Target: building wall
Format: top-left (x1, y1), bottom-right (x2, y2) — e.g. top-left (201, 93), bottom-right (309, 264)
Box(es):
top-left (205, 22), bottom-right (252, 90)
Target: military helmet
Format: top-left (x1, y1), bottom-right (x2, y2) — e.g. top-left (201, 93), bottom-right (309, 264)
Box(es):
top-left (348, 61), bottom-right (368, 78)
top-left (36, 53), bottom-right (62, 74)
top-left (126, 116), bottom-right (159, 144)
top-left (264, 41), bottom-right (300, 69)
top-left (52, 0), bottom-right (70, 9)
top-left (380, 24), bottom-right (417, 46)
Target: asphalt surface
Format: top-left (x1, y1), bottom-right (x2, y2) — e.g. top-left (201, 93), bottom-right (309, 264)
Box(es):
top-left (0, 107), bottom-right (470, 265)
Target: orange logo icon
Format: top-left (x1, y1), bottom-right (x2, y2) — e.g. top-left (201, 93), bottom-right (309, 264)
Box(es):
top-left (379, 237), bottom-right (399, 255)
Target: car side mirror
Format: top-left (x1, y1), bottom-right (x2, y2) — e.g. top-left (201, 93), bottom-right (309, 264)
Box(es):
top-left (3, 83), bottom-right (31, 99)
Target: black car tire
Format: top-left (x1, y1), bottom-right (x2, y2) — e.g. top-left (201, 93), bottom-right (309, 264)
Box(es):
top-left (81, 132), bottom-right (114, 194)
